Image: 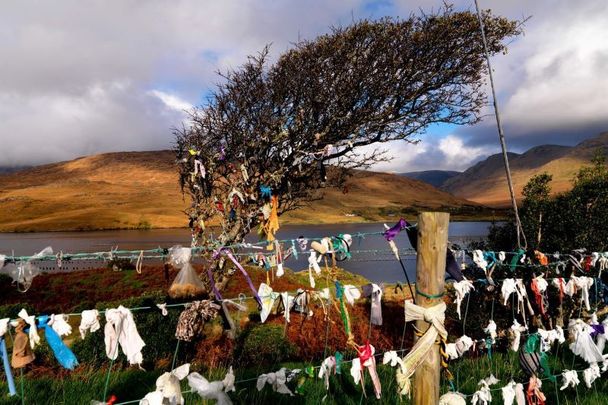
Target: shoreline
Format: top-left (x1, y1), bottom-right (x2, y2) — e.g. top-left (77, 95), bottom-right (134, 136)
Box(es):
top-left (0, 213), bottom-right (507, 234)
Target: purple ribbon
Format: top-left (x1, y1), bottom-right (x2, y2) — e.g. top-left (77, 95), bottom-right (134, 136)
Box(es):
top-left (207, 266), bottom-right (222, 301)
top-left (383, 218), bottom-right (408, 241)
top-left (215, 249), bottom-right (262, 307)
top-left (591, 323), bottom-right (605, 338)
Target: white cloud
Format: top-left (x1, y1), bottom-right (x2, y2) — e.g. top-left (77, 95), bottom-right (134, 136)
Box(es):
top-left (369, 135), bottom-right (494, 173)
top-left (502, 2), bottom-right (608, 132)
top-left (438, 135), bottom-right (492, 170)
top-left (0, 0), bottom-right (365, 166)
top-left (148, 90), bottom-right (193, 113)
top-left (0, 81), bottom-right (184, 166)
top-left (367, 140), bottom-right (429, 173)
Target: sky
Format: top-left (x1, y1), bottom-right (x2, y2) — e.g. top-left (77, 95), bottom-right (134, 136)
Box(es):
top-left (1, 0), bottom-right (607, 172)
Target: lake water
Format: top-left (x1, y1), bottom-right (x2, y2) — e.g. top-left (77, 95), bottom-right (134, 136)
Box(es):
top-left (0, 222), bottom-right (491, 283)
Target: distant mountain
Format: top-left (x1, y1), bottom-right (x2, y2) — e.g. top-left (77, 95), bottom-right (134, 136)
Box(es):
top-left (0, 165), bottom-right (31, 174)
top-left (400, 170), bottom-right (461, 188)
top-left (442, 132), bottom-right (608, 206)
top-left (0, 150), bottom-right (485, 232)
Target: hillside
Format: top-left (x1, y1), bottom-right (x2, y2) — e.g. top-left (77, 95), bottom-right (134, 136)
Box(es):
top-left (442, 132), bottom-right (608, 206)
top-left (0, 151), bottom-right (486, 232)
top-left (400, 170), bottom-right (460, 188)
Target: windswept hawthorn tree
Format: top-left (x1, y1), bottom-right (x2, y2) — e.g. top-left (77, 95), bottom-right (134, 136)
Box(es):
top-left (175, 7), bottom-right (520, 263)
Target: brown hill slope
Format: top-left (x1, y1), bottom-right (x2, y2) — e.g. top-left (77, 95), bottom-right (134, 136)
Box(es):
top-left (0, 151), bottom-right (484, 231)
top-left (442, 132), bottom-right (608, 206)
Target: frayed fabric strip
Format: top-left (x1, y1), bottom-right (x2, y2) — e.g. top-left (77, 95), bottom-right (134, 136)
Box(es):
top-left (397, 301), bottom-right (447, 397)
top-left (104, 306), bottom-right (146, 366)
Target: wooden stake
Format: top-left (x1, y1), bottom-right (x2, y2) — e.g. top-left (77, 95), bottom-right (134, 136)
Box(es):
top-left (412, 212), bottom-right (449, 405)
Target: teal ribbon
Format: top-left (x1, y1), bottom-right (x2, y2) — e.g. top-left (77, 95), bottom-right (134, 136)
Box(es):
top-left (509, 248), bottom-right (525, 272)
top-left (335, 351), bottom-right (343, 374)
top-left (416, 288), bottom-right (444, 300)
top-left (332, 235), bottom-right (351, 259)
top-left (524, 333), bottom-right (556, 382)
top-left (291, 240), bottom-right (298, 260)
top-left (485, 338), bottom-right (493, 360)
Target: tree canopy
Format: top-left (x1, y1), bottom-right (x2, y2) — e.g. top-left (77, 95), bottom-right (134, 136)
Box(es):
top-left (175, 7), bottom-right (521, 247)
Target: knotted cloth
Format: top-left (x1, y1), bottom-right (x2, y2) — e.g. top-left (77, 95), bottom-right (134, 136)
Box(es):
top-left (18, 309), bottom-right (40, 349)
top-left (256, 368), bottom-right (300, 396)
top-left (11, 320), bottom-right (35, 368)
top-left (560, 370), bottom-right (580, 390)
top-left (140, 363), bottom-right (190, 405)
top-left (398, 301), bottom-right (447, 397)
top-left (501, 380), bottom-right (525, 405)
top-left (188, 367), bottom-right (235, 405)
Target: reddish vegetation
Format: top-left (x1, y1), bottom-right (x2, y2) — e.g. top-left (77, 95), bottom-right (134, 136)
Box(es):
top-left (0, 265), bottom-right (180, 313)
top-left (1, 264), bottom-right (414, 370)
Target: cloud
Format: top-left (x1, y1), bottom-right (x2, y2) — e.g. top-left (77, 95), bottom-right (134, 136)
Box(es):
top-left (0, 81), bottom-right (185, 166)
top-left (369, 134), bottom-right (494, 173)
top-left (148, 90), bottom-right (193, 113)
top-left (371, 0), bottom-right (608, 170)
top-left (448, 0), bottom-right (608, 150)
top-left (501, 1), bottom-right (608, 133)
top-left (437, 135), bottom-right (492, 169)
top-left (1, 0), bottom-right (606, 170)
top-left (0, 0), bottom-right (365, 166)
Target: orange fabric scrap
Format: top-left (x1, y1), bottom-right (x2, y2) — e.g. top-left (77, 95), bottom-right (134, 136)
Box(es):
top-left (535, 250), bottom-right (548, 266)
top-left (264, 196), bottom-right (280, 248)
top-left (526, 376), bottom-right (546, 405)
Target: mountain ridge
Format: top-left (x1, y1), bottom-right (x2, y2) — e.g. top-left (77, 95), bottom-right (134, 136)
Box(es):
top-left (400, 170), bottom-right (460, 188)
top-left (0, 150), bottom-right (488, 232)
top-left (442, 132), bottom-right (608, 206)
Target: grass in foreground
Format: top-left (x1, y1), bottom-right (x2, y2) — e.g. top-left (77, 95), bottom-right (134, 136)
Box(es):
top-left (2, 351), bottom-right (608, 404)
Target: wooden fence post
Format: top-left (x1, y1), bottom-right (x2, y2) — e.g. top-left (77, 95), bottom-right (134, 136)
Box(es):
top-left (412, 211), bottom-right (450, 405)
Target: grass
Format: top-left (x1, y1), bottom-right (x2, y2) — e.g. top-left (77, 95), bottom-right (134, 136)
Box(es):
top-left (1, 264), bottom-right (607, 403)
top-left (2, 350), bottom-right (608, 404)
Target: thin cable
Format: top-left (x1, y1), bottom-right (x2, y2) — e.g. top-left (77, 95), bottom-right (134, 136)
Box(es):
top-left (102, 316), bottom-right (124, 402)
top-left (4, 229), bottom-right (415, 262)
top-left (397, 257), bottom-right (416, 304)
top-left (462, 293), bottom-right (471, 336)
top-left (473, 0), bottom-right (527, 249)
top-left (112, 347), bottom-right (413, 405)
top-left (171, 340), bottom-right (180, 371)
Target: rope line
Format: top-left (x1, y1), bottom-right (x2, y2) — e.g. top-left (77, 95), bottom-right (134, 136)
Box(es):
top-left (111, 347), bottom-right (413, 405)
top-left (4, 271), bottom-right (603, 324)
top-left (2, 228), bottom-right (421, 262)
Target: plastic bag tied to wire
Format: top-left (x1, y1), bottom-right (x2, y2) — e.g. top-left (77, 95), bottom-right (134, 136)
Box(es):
top-left (167, 246), bottom-right (206, 299)
top-left (6, 246), bottom-right (52, 292)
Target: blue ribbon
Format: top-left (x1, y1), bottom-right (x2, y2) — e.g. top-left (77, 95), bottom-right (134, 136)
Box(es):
top-left (259, 185), bottom-right (272, 199)
top-left (1, 337), bottom-right (16, 396)
top-left (37, 316), bottom-right (78, 370)
top-left (484, 251), bottom-right (497, 268)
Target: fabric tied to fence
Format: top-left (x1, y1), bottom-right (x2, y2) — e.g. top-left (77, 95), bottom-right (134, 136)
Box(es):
top-left (0, 318), bottom-right (16, 397)
top-left (398, 300), bottom-right (447, 397)
top-left (226, 248), bottom-right (262, 307)
top-left (38, 315), bottom-right (78, 370)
